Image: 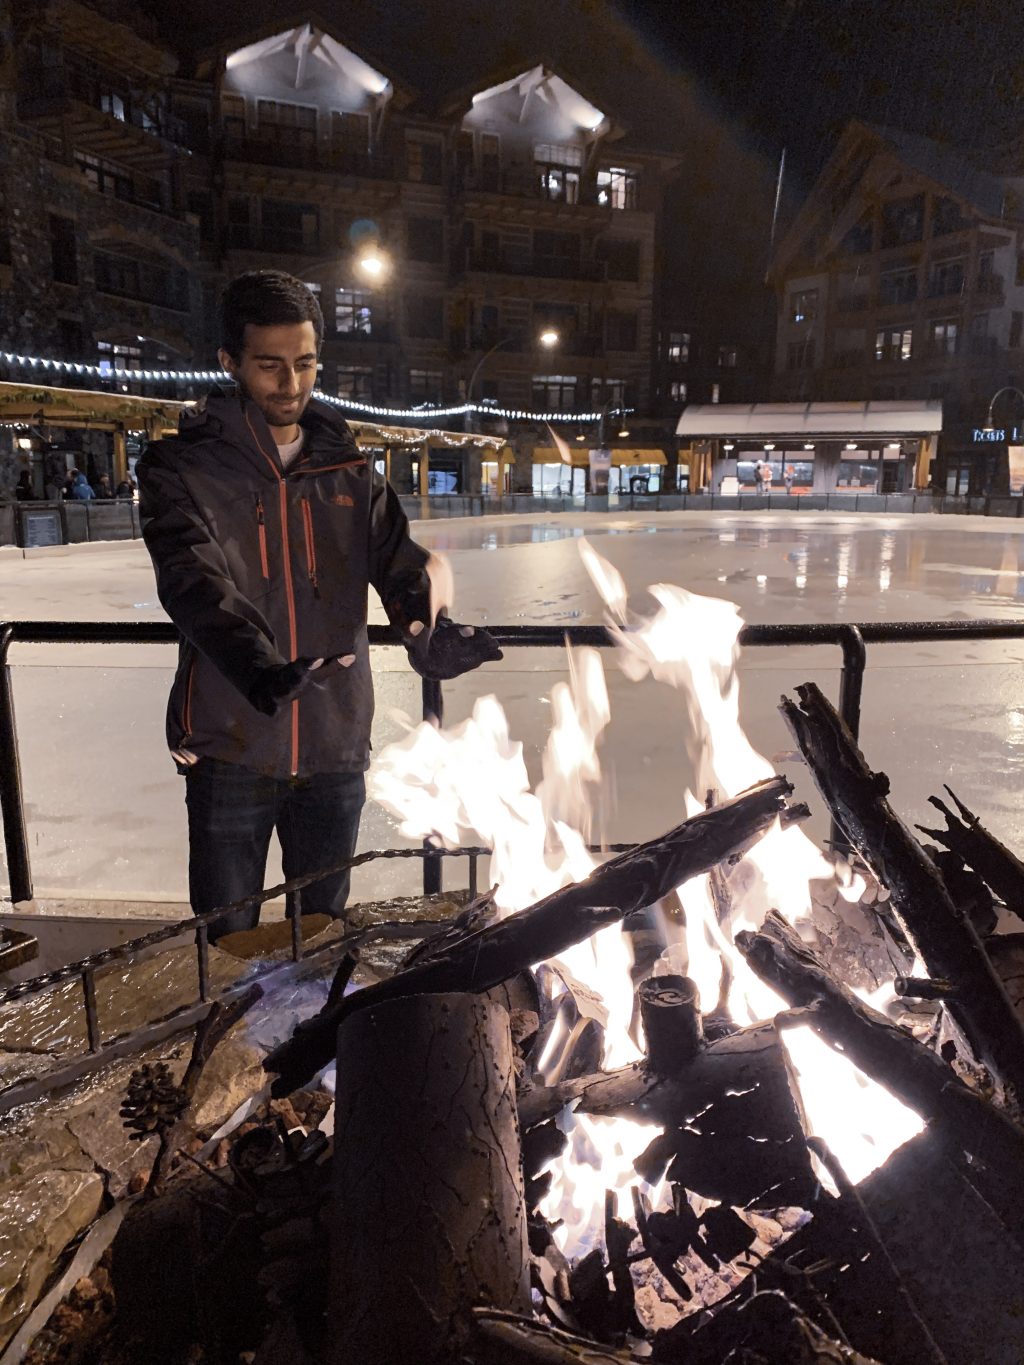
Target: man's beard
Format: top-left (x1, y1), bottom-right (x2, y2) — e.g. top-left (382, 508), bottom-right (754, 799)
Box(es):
top-left (237, 379), bottom-right (308, 426)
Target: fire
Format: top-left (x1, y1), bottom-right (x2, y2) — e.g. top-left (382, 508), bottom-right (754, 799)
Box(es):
top-left (368, 538), bottom-right (922, 1261)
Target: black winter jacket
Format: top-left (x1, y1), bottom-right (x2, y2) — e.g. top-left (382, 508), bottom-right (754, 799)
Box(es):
top-left (137, 388), bottom-right (431, 779)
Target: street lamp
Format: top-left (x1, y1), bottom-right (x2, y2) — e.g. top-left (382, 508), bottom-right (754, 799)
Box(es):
top-left (355, 246), bottom-right (391, 284)
top-left (983, 385), bottom-right (1024, 432)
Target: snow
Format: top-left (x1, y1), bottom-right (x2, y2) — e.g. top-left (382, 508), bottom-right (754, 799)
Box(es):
top-left (2, 510), bottom-right (1023, 911)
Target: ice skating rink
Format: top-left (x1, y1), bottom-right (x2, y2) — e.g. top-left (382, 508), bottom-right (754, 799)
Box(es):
top-left (2, 509), bottom-right (1023, 910)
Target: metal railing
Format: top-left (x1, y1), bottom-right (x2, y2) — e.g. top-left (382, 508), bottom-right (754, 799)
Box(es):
top-left (2, 615), bottom-right (1024, 1104)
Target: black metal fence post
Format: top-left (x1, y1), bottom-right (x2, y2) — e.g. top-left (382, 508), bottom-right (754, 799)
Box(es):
top-left (421, 675), bottom-right (444, 895)
top-left (0, 626), bottom-right (32, 904)
top-left (832, 625), bottom-right (867, 855)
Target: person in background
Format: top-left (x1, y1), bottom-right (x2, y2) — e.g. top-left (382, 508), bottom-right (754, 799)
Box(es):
top-left (137, 269), bottom-right (502, 942)
top-left (69, 470), bottom-right (94, 501)
top-left (784, 464), bottom-right (795, 495)
top-left (115, 475), bottom-right (135, 499)
top-left (14, 472), bottom-right (34, 501)
top-left (44, 471), bottom-right (64, 501)
top-left (94, 474), bottom-right (114, 499)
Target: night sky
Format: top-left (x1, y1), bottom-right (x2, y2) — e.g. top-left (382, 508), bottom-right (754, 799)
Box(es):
top-left (139, 0), bottom-right (1022, 191)
top-left (626, 0), bottom-right (1023, 184)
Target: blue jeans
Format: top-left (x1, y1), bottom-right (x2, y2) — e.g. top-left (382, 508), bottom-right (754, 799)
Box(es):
top-left (185, 758), bottom-right (366, 941)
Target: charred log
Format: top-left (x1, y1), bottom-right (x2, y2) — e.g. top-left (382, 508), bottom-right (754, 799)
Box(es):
top-left (638, 975), bottom-right (702, 1073)
top-left (737, 909), bottom-right (1024, 1242)
top-left (780, 682), bottom-right (1024, 1108)
top-left (267, 778), bottom-right (794, 1095)
top-left (463, 1308), bottom-right (642, 1363)
top-left (327, 992), bottom-right (530, 1365)
top-left (916, 785), bottom-right (1024, 923)
top-left (652, 1289), bottom-right (887, 1365)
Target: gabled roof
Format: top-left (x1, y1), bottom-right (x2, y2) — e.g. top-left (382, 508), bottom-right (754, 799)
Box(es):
top-left (439, 58), bottom-right (624, 142)
top-left (865, 124), bottom-right (1005, 219)
top-left (194, 10), bottom-right (414, 105)
top-left (770, 120), bottom-right (1010, 283)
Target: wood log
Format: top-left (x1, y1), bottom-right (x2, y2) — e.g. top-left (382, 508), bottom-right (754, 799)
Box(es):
top-left (916, 785), bottom-right (1024, 922)
top-left (463, 1308), bottom-right (642, 1363)
top-left (327, 992), bottom-right (530, 1365)
top-left (266, 777), bottom-right (794, 1095)
top-left (780, 682), bottom-right (1024, 1109)
top-left (638, 975), bottom-right (702, 1073)
top-left (736, 909), bottom-right (1024, 1239)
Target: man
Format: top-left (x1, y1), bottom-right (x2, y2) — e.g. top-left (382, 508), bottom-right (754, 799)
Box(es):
top-left (138, 270), bottom-right (500, 940)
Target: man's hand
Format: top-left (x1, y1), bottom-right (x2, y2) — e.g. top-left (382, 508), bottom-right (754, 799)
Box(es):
top-left (247, 657), bottom-right (324, 716)
top-left (407, 615), bottom-right (503, 681)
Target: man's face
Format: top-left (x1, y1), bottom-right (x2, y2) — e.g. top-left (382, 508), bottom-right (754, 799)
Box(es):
top-left (218, 321), bottom-right (319, 429)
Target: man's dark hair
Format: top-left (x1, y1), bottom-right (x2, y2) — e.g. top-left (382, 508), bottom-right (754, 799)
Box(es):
top-left (220, 270), bottom-right (324, 359)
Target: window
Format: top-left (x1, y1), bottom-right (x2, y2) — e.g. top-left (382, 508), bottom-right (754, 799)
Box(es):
top-left (929, 319), bottom-right (958, 356)
top-left (480, 134), bottom-right (501, 189)
top-left (336, 365), bottom-right (374, 400)
top-left (221, 92), bottom-right (246, 140)
top-left (790, 289), bottom-right (818, 323)
top-left (597, 167), bottom-right (639, 210)
top-left (977, 251), bottom-right (1000, 294)
top-left (97, 339), bottom-right (141, 374)
top-left (880, 195), bottom-right (925, 248)
top-left (667, 331), bottom-right (690, 363)
top-left (606, 311), bottom-right (638, 351)
top-left (406, 217), bottom-right (444, 264)
top-left (405, 294), bottom-right (444, 340)
top-left (874, 326), bottom-right (913, 362)
top-left (532, 374), bottom-right (577, 411)
top-left (302, 281), bottom-right (322, 298)
top-left (335, 289), bottom-right (373, 335)
top-left (928, 257), bottom-right (965, 298)
top-left (49, 215), bottom-right (77, 285)
top-left (259, 199), bottom-right (319, 253)
top-left (408, 369), bottom-right (443, 402)
top-left (596, 237), bottom-right (640, 282)
top-left (56, 317), bottom-right (83, 358)
top-left (256, 100), bottom-right (317, 148)
top-left (878, 267), bottom-right (918, 306)
top-left (842, 216), bottom-right (874, 255)
top-left (787, 339), bottom-right (815, 370)
top-left (331, 111), bottom-right (369, 151)
top-left (1011, 312), bottom-right (1023, 349)
top-left (533, 230), bottom-right (581, 273)
top-left (590, 378), bottom-right (626, 408)
top-left (535, 144), bottom-right (582, 204)
top-left (832, 328), bottom-right (866, 367)
top-left (94, 251), bottom-right (188, 310)
top-left (718, 345), bottom-right (739, 368)
top-left (670, 380), bottom-right (687, 402)
top-left (837, 269), bottom-right (870, 312)
top-left (406, 136), bottom-right (442, 184)
top-left (932, 196), bottom-right (969, 237)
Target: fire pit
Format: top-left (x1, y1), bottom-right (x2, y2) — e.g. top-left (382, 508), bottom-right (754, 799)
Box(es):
top-left (23, 541), bottom-right (1024, 1364)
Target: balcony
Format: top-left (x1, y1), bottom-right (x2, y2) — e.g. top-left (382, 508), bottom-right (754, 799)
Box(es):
top-left (328, 323), bottom-right (396, 345)
top-left (456, 166), bottom-right (605, 208)
top-left (226, 225), bottom-right (322, 256)
top-left (223, 135), bottom-right (393, 181)
top-left (463, 249), bottom-right (606, 283)
top-left (17, 57), bottom-right (189, 164)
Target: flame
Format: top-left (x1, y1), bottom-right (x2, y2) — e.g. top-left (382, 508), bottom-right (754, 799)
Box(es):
top-left (369, 540), bottom-right (924, 1267)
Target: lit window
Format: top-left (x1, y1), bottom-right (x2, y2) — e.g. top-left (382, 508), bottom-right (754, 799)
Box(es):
top-left (874, 327), bottom-right (913, 362)
top-left (532, 374), bottom-right (577, 411)
top-left (790, 289), bottom-right (818, 323)
top-left (597, 167), bottom-right (638, 210)
top-left (670, 380), bottom-right (687, 402)
top-left (667, 331), bottom-right (690, 363)
top-left (335, 289), bottom-right (373, 335)
top-left (718, 345), bottom-right (739, 368)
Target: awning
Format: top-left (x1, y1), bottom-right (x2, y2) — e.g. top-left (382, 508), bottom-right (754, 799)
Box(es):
top-left (676, 400), bottom-right (943, 440)
top-left (533, 446), bottom-right (667, 467)
top-left (0, 381), bottom-right (188, 434)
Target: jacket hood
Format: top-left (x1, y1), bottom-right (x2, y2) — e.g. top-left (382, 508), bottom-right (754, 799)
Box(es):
top-left (178, 386), bottom-right (360, 472)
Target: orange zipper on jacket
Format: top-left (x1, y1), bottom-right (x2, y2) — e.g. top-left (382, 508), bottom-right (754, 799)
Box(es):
top-left (182, 657), bottom-right (195, 740)
top-left (301, 498), bottom-right (320, 598)
top-left (255, 495), bottom-right (270, 580)
top-left (245, 411), bottom-right (302, 777)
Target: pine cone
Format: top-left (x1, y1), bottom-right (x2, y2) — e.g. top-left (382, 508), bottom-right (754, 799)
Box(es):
top-left (120, 1061), bottom-right (188, 1141)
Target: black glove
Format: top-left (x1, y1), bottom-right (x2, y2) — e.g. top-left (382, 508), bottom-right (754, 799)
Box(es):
top-left (247, 658), bottom-right (322, 716)
top-left (407, 615), bottom-right (503, 681)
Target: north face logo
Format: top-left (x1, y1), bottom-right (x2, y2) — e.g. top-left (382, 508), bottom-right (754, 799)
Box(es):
top-left (330, 494), bottom-right (355, 507)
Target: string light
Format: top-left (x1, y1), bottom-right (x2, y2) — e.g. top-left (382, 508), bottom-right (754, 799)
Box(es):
top-left (0, 352), bottom-right (633, 425)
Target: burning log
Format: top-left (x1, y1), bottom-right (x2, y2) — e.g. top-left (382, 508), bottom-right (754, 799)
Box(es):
top-left (737, 909), bottom-right (1024, 1241)
top-left (915, 785), bottom-right (1024, 922)
top-left (327, 992), bottom-right (530, 1365)
top-left (266, 777), bottom-right (795, 1095)
top-left (637, 975), bottom-right (702, 1074)
top-left (463, 1307), bottom-right (642, 1363)
top-left (780, 682), bottom-right (1024, 1109)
